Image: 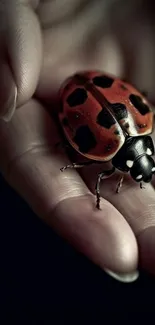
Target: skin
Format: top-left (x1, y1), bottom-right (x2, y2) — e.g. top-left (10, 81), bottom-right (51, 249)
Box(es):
top-left (0, 0), bottom-right (155, 282)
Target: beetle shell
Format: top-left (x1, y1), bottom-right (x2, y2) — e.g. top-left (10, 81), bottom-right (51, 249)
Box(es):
top-left (59, 71), bottom-right (153, 161)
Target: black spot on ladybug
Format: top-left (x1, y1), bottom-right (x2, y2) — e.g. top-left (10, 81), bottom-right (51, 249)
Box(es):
top-left (124, 122), bottom-right (129, 129)
top-left (67, 88), bottom-right (88, 107)
top-left (120, 84), bottom-right (128, 91)
top-left (137, 123), bottom-right (147, 129)
top-left (114, 130), bottom-right (120, 135)
top-left (75, 113), bottom-right (80, 119)
top-left (129, 94), bottom-right (150, 115)
top-left (62, 117), bottom-right (69, 126)
top-left (73, 125), bottom-right (97, 153)
top-left (93, 76), bottom-right (114, 88)
top-left (110, 103), bottom-right (128, 120)
top-left (97, 107), bottom-right (116, 129)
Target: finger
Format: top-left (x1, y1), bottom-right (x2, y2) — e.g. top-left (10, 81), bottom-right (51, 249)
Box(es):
top-left (0, 99), bottom-right (138, 278)
top-left (110, 0), bottom-right (155, 101)
top-left (82, 164), bottom-right (155, 275)
top-left (38, 0), bottom-right (87, 26)
top-left (139, 128), bottom-right (155, 274)
top-left (0, 1), bottom-right (42, 121)
top-left (36, 2), bottom-right (123, 99)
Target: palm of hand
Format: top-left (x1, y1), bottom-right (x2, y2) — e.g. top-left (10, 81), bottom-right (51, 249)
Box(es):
top-left (0, 0), bottom-right (155, 282)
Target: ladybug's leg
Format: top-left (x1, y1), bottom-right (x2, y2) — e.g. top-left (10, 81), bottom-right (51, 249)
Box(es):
top-left (95, 167), bottom-right (115, 210)
top-left (116, 176), bottom-right (124, 193)
top-left (140, 181), bottom-right (145, 189)
top-left (60, 161), bottom-right (95, 172)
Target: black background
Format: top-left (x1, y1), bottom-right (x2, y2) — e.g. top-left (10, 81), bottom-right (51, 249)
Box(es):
top-left (0, 175), bottom-right (155, 322)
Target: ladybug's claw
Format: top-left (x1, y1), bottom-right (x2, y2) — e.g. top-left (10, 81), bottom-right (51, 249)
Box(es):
top-left (60, 166), bottom-right (67, 172)
top-left (95, 168), bottom-right (115, 210)
top-left (116, 176), bottom-right (124, 193)
top-left (140, 181), bottom-right (145, 189)
top-left (95, 173), bottom-right (103, 210)
top-left (96, 192), bottom-right (101, 210)
top-left (60, 163), bottom-right (77, 172)
top-left (60, 161), bottom-right (95, 172)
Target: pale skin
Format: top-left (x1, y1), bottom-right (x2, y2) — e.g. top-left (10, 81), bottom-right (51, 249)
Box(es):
top-left (0, 0), bottom-right (155, 282)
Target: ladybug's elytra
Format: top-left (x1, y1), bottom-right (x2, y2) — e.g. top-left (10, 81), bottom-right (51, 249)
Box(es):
top-left (59, 71), bottom-right (155, 209)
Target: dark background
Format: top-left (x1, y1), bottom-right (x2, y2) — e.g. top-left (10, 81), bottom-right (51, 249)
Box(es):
top-left (0, 175), bottom-right (155, 322)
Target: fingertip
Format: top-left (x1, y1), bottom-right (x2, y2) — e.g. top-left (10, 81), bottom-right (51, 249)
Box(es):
top-left (4, 3), bottom-right (43, 106)
top-left (50, 195), bottom-right (138, 274)
top-left (104, 268), bottom-right (139, 283)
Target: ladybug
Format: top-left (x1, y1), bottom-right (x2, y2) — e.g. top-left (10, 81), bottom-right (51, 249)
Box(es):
top-left (59, 71), bottom-right (155, 209)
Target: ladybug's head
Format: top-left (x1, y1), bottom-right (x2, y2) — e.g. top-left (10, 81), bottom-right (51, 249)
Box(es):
top-left (130, 155), bottom-right (155, 183)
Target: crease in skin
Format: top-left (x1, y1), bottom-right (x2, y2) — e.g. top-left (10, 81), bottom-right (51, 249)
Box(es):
top-left (37, 0), bottom-right (92, 27)
top-left (38, 0), bottom-right (108, 29)
top-left (50, 176), bottom-right (91, 207)
top-left (5, 143), bottom-right (55, 178)
top-left (46, 194), bottom-right (94, 221)
top-left (135, 204), bottom-right (155, 236)
top-left (4, 143), bottom-right (91, 211)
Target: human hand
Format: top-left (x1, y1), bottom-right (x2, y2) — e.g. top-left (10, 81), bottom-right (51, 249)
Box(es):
top-left (0, 0), bottom-right (155, 282)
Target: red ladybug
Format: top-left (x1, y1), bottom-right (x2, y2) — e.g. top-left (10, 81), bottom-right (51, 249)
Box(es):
top-left (59, 71), bottom-right (155, 209)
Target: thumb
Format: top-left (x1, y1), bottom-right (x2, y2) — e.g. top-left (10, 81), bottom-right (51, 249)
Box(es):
top-left (0, 1), bottom-right (42, 121)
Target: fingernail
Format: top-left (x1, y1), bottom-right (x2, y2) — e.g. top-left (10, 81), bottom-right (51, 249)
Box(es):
top-left (0, 62), bottom-right (17, 122)
top-left (104, 268), bottom-right (139, 283)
